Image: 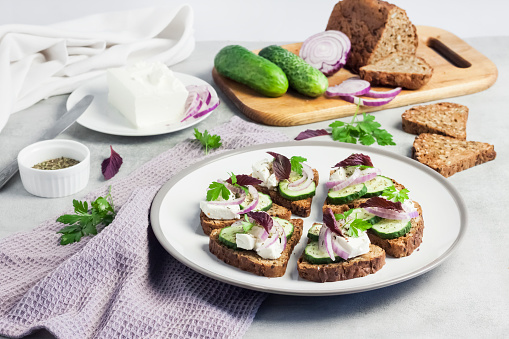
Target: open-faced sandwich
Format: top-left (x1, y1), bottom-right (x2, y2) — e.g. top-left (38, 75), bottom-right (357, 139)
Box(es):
top-left (200, 173), bottom-right (291, 235)
top-left (209, 211), bottom-right (303, 277)
top-left (297, 207), bottom-right (386, 282)
top-left (251, 152), bottom-right (319, 217)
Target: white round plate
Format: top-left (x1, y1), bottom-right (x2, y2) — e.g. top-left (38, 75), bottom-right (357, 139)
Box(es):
top-left (66, 73), bottom-right (218, 136)
top-left (150, 141), bottom-right (467, 296)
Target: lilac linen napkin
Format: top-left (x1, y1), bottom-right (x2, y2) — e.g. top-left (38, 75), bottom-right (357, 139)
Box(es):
top-left (0, 116), bottom-right (289, 339)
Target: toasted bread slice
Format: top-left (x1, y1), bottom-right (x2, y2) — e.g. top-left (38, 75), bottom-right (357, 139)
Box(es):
top-left (257, 169), bottom-right (319, 218)
top-left (297, 244), bottom-right (385, 282)
top-left (413, 133), bottom-right (496, 177)
top-left (200, 203), bottom-right (291, 236)
top-left (209, 218), bottom-right (303, 277)
top-left (402, 102), bottom-right (468, 139)
top-left (367, 201), bottom-right (424, 258)
top-left (359, 52), bottom-right (433, 90)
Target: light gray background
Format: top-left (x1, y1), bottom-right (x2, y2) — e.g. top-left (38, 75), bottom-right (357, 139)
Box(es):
top-left (1, 1), bottom-right (508, 338)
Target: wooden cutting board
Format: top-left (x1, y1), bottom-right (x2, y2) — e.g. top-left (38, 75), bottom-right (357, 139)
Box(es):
top-left (212, 26), bottom-right (498, 127)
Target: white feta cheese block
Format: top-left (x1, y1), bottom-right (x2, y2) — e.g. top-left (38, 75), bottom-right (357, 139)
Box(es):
top-left (332, 232), bottom-right (371, 258)
top-left (199, 201), bottom-right (241, 220)
top-left (236, 233), bottom-right (256, 250)
top-left (255, 237), bottom-right (285, 260)
top-left (107, 61), bottom-right (189, 128)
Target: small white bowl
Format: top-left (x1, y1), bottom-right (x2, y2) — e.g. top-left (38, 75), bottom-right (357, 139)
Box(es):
top-left (17, 139), bottom-right (90, 198)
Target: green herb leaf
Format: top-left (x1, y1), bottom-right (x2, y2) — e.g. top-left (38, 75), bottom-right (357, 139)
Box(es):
top-left (382, 186), bottom-right (410, 202)
top-left (56, 187), bottom-right (116, 245)
top-left (290, 156), bottom-right (307, 175)
top-left (206, 182), bottom-right (231, 201)
top-left (241, 214), bottom-right (256, 232)
top-left (346, 218), bottom-right (373, 237)
top-left (194, 128), bottom-right (222, 155)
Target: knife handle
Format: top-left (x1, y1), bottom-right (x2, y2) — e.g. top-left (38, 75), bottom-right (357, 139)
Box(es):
top-left (0, 159), bottom-right (19, 190)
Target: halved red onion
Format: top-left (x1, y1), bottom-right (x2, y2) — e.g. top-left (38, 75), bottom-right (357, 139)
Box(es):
top-left (327, 167), bottom-right (361, 191)
top-left (364, 207), bottom-right (418, 220)
top-left (236, 185), bottom-right (259, 214)
top-left (181, 84), bottom-right (220, 122)
top-left (364, 87), bottom-right (402, 98)
top-left (326, 79), bottom-right (371, 97)
top-left (339, 94), bottom-right (397, 107)
top-left (330, 235), bottom-right (349, 260)
top-left (300, 30), bottom-right (351, 76)
top-left (287, 164), bottom-right (314, 191)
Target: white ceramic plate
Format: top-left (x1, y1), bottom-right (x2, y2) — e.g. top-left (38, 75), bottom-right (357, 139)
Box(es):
top-left (150, 141), bottom-right (467, 296)
top-left (66, 73), bottom-right (218, 136)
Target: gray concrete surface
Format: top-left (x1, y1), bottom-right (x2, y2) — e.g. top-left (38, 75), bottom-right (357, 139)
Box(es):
top-left (0, 39), bottom-right (508, 338)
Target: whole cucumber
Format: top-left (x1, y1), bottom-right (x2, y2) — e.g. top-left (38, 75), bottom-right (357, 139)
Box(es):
top-left (214, 45), bottom-right (289, 97)
top-left (259, 45), bottom-right (329, 97)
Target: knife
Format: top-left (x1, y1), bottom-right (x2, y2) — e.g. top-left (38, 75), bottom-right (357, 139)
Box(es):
top-left (0, 95), bottom-right (94, 190)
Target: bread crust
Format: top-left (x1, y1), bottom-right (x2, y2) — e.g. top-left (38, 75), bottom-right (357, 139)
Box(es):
top-left (200, 203), bottom-right (292, 235)
top-left (209, 219), bottom-right (303, 277)
top-left (402, 102), bottom-right (468, 139)
top-left (297, 244), bottom-right (386, 282)
top-left (367, 201), bottom-right (424, 257)
top-left (326, 0), bottom-right (418, 72)
top-left (413, 133), bottom-right (497, 177)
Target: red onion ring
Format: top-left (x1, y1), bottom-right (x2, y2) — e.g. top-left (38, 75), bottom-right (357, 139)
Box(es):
top-left (288, 164), bottom-right (314, 191)
top-left (300, 30), bottom-right (351, 76)
top-left (338, 94), bottom-right (397, 107)
top-left (364, 87), bottom-right (402, 98)
top-left (330, 236), bottom-right (350, 260)
top-left (352, 167), bottom-right (381, 185)
top-left (364, 207), bottom-right (418, 220)
top-left (318, 226), bottom-right (336, 261)
top-left (326, 79), bottom-right (371, 97)
top-left (327, 167), bottom-right (361, 191)
top-left (236, 185), bottom-right (259, 214)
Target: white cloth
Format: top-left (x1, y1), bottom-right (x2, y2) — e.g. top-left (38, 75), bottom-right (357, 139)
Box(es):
top-left (0, 4), bottom-right (195, 133)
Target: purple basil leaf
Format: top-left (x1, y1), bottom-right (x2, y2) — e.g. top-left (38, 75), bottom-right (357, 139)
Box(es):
top-left (267, 151), bottom-right (291, 181)
top-left (247, 211), bottom-right (273, 233)
top-left (322, 208), bottom-right (344, 236)
top-left (295, 129), bottom-right (330, 141)
top-left (101, 146), bottom-right (123, 180)
top-left (226, 174), bottom-right (262, 186)
top-left (360, 196), bottom-right (404, 211)
top-left (334, 153), bottom-right (374, 168)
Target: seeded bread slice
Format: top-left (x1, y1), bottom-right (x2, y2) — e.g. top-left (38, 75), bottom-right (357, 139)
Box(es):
top-left (200, 203), bottom-right (292, 236)
top-left (326, 0), bottom-right (418, 72)
top-left (402, 102), bottom-right (468, 139)
top-left (297, 244), bottom-right (386, 282)
top-left (256, 169), bottom-right (320, 218)
top-left (367, 201), bottom-right (424, 257)
top-left (413, 133), bottom-right (496, 177)
top-left (209, 218), bottom-right (303, 277)
top-left (359, 52), bottom-right (433, 90)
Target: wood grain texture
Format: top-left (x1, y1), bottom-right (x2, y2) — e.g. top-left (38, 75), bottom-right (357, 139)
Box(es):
top-left (212, 26), bottom-right (498, 127)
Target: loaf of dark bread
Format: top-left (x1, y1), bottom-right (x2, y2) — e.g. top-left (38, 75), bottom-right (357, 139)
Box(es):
top-left (209, 218), bottom-right (303, 277)
top-left (326, 0), bottom-right (418, 72)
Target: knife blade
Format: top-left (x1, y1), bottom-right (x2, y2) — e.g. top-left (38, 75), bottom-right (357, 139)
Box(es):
top-left (0, 95), bottom-right (94, 190)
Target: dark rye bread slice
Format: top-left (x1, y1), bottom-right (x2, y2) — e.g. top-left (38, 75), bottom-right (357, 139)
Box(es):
top-left (413, 133), bottom-right (496, 177)
top-left (209, 218), bottom-right (303, 277)
top-left (200, 203), bottom-right (291, 236)
top-left (256, 169), bottom-right (320, 218)
top-left (367, 201), bottom-right (424, 257)
top-left (359, 52), bottom-right (433, 90)
top-left (402, 102), bottom-right (468, 139)
top-left (326, 0), bottom-right (418, 73)
top-left (297, 244), bottom-right (385, 282)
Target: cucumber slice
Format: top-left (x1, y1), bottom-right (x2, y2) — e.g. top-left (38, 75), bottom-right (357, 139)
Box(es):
top-left (218, 224), bottom-right (245, 249)
top-left (273, 217), bottom-right (294, 240)
top-left (370, 219), bottom-right (412, 239)
top-left (327, 183), bottom-right (367, 205)
top-left (279, 180), bottom-right (316, 201)
top-left (240, 192), bottom-right (272, 212)
top-left (364, 176), bottom-right (394, 198)
top-left (218, 217), bottom-right (294, 249)
top-left (307, 223), bottom-right (322, 241)
top-left (303, 241), bottom-right (344, 264)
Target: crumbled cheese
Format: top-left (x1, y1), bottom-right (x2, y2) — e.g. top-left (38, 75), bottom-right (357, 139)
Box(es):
top-left (332, 232), bottom-right (370, 258)
top-left (252, 158), bottom-right (278, 190)
top-left (235, 225), bottom-right (285, 259)
top-left (107, 61), bottom-right (188, 128)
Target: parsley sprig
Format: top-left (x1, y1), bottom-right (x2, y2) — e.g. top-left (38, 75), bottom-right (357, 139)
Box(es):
top-left (206, 182), bottom-right (230, 201)
top-left (240, 214), bottom-right (256, 232)
top-left (330, 111), bottom-right (395, 146)
top-left (382, 186), bottom-right (410, 202)
top-left (194, 128), bottom-right (222, 155)
top-left (56, 187), bottom-right (116, 245)
top-left (335, 210), bottom-right (373, 237)
top-left (290, 156), bottom-right (307, 175)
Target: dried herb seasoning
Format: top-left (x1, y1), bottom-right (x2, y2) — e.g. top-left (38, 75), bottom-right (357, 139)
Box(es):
top-left (33, 157), bottom-right (80, 170)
